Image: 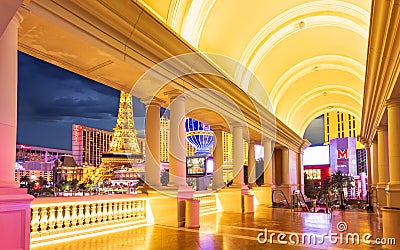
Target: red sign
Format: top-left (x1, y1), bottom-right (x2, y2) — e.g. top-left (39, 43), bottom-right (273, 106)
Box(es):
top-left (337, 149), bottom-right (348, 159)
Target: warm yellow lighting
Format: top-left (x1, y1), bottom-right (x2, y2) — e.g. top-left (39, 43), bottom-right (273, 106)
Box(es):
top-left (180, 0), bottom-right (215, 47)
top-left (30, 223), bottom-right (149, 248)
top-left (238, 1), bottom-right (369, 72)
top-left (298, 104), bottom-right (361, 136)
top-left (270, 55), bottom-right (364, 107)
top-left (286, 86), bottom-right (362, 127)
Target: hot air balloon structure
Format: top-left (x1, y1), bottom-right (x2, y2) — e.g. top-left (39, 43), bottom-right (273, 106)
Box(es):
top-left (185, 118), bottom-right (214, 177)
top-left (185, 118), bottom-right (214, 155)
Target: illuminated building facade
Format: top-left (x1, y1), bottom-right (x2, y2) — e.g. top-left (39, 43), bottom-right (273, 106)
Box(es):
top-left (222, 131), bottom-right (248, 166)
top-left (323, 111), bottom-right (363, 148)
top-left (54, 155), bottom-right (96, 183)
top-left (16, 144), bottom-right (72, 165)
top-left (72, 124), bottom-right (113, 167)
top-left (160, 115), bottom-right (169, 162)
top-left (15, 144), bottom-right (72, 183)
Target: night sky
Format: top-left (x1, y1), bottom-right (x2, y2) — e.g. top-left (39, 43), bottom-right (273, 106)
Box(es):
top-left (17, 52), bottom-right (322, 150)
top-left (17, 52), bottom-right (145, 150)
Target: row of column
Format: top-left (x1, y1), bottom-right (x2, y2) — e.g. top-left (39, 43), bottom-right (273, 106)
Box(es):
top-left (370, 98), bottom-right (400, 209)
top-left (143, 95), bottom-right (292, 192)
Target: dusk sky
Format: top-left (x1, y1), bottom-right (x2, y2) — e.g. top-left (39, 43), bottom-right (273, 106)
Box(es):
top-left (17, 52), bottom-right (146, 150)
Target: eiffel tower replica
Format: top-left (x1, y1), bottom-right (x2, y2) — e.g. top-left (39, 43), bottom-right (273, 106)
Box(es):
top-left (101, 91), bottom-right (143, 176)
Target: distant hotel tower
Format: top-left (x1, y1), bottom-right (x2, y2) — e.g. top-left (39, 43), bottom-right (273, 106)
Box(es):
top-left (72, 124), bottom-right (113, 167)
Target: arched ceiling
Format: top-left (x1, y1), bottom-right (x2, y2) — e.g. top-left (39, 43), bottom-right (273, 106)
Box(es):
top-left (139, 0), bottom-right (371, 137)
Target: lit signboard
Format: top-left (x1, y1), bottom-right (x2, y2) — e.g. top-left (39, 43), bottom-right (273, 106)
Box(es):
top-left (186, 155), bottom-right (207, 176)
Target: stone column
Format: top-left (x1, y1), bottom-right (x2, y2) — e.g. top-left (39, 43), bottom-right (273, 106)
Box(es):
top-left (143, 97), bottom-right (164, 188)
top-left (276, 148), bottom-right (292, 202)
top-left (0, 12), bottom-right (34, 250)
top-left (365, 143), bottom-right (374, 211)
top-left (386, 98), bottom-right (400, 208)
top-left (372, 140), bottom-right (379, 208)
top-left (0, 15), bottom-right (19, 189)
top-left (166, 91), bottom-right (188, 188)
top-left (212, 127), bottom-right (224, 190)
top-left (247, 141), bottom-right (256, 185)
top-left (372, 140), bottom-right (379, 187)
top-left (297, 152), bottom-right (305, 194)
top-left (281, 148), bottom-right (290, 185)
top-left (231, 124), bottom-right (248, 193)
top-left (263, 139), bottom-right (274, 186)
top-left (256, 138), bottom-right (274, 206)
top-left (377, 126), bottom-right (389, 207)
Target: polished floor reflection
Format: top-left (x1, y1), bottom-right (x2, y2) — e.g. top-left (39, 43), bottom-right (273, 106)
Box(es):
top-left (33, 206), bottom-right (384, 250)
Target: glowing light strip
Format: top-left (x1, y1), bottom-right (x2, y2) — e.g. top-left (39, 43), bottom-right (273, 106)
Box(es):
top-left (30, 223), bottom-right (149, 248)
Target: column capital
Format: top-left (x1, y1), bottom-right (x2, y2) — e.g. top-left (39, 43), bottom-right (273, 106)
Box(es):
top-left (164, 90), bottom-right (186, 101)
top-left (386, 97), bottom-right (400, 108)
top-left (377, 125), bottom-right (388, 131)
top-left (230, 122), bottom-right (245, 128)
top-left (141, 96), bottom-right (165, 107)
top-left (262, 137), bottom-right (274, 144)
top-left (11, 11), bottom-right (24, 25)
top-left (248, 140), bottom-right (256, 145)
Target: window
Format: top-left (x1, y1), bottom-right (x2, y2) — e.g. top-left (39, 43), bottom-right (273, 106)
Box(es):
top-left (305, 169), bottom-right (321, 180)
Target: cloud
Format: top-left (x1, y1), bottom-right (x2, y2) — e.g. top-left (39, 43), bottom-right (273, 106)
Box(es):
top-left (17, 52), bottom-right (147, 149)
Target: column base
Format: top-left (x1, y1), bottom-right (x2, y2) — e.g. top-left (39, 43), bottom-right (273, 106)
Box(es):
top-left (216, 187), bottom-right (243, 213)
top-left (386, 183), bottom-right (400, 208)
top-left (147, 186), bottom-right (194, 227)
top-left (0, 187), bottom-right (34, 250)
top-left (376, 183), bottom-right (388, 207)
top-left (212, 183), bottom-right (225, 191)
top-left (372, 185), bottom-right (378, 208)
top-left (229, 183), bottom-right (249, 195)
top-left (252, 185), bottom-right (275, 207)
top-left (381, 208), bottom-right (400, 249)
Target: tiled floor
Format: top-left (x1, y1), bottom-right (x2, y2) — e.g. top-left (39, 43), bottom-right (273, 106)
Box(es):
top-left (33, 206), bottom-right (387, 250)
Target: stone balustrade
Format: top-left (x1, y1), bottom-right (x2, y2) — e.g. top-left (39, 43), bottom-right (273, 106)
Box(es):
top-left (30, 195), bottom-right (147, 246)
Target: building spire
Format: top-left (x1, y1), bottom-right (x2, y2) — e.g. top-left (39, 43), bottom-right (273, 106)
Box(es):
top-left (108, 91), bottom-right (141, 154)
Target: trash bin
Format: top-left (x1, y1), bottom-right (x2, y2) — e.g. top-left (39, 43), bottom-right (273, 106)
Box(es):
top-left (243, 194), bottom-right (254, 213)
top-left (185, 199), bottom-right (200, 228)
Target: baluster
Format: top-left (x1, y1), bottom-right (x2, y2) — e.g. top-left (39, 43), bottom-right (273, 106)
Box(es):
top-left (140, 200), bottom-right (145, 217)
top-left (102, 203), bottom-right (108, 222)
top-left (31, 207), bottom-right (40, 233)
top-left (132, 201), bottom-right (137, 218)
top-left (84, 204), bottom-right (91, 225)
top-left (118, 201), bottom-right (123, 220)
top-left (113, 202), bottom-right (119, 221)
top-left (77, 204), bottom-right (85, 226)
top-left (91, 203), bottom-right (97, 224)
top-left (96, 203), bottom-right (103, 223)
top-left (39, 207), bottom-right (49, 232)
top-left (70, 205), bottom-right (78, 227)
top-left (127, 200), bottom-right (132, 219)
top-left (108, 202), bottom-right (114, 221)
top-left (123, 200), bottom-right (128, 219)
top-left (48, 206), bottom-right (56, 230)
top-left (64, 205), bottom-right (71, 228)
top-left (56, 206), bottom-right (64, 230)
